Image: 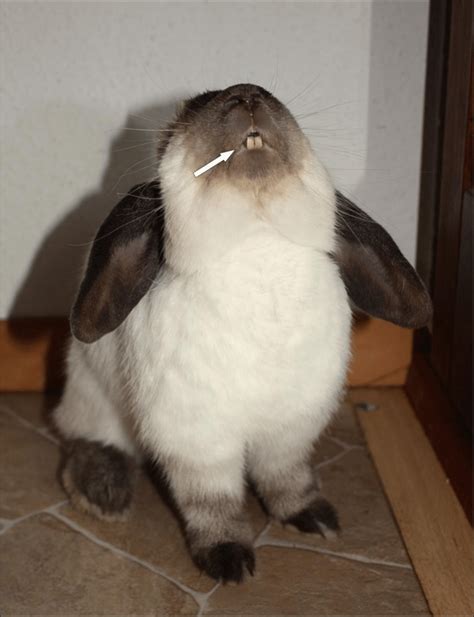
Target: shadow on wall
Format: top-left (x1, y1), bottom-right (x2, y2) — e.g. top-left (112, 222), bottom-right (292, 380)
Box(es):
top-left (7, 96), bottom-right (182, 388)
top-left (7, 4), bottom-right (424, 390)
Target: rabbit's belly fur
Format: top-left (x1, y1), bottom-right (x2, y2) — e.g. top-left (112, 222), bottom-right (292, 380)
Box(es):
top-left (55, 226), bottom-right (351, 487)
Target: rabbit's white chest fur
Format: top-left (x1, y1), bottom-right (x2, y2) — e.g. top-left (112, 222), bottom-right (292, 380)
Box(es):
top-left (124, 224), bottom-right (351, 469)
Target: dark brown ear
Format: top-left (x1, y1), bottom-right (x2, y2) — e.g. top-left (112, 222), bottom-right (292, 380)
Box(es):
top-left (334, 191), bottom-right (432, 328)
top-left (71, 181), bottom-right (165, 343)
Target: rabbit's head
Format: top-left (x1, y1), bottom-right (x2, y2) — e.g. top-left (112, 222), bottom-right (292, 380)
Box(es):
top-left (70, 85), bottom-right (432, 344)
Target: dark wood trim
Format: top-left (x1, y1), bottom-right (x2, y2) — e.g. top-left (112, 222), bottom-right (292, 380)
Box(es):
top-left (450, 188), bottom-right (472, 431)
top-left (415, 0), bottom-right (450, 291)
top-left (408, 0), bottom-right (472, 524)
top-left (430, 0), bottom-right (472, 379)
top-left (406, 354), bottom-right (472, 524)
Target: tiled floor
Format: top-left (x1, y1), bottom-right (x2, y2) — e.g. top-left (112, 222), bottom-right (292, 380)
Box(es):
top-left (0, 392), bottom-right (430, 615)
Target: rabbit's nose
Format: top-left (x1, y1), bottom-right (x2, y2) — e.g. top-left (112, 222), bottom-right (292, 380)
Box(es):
top-left (222, 84), bottom-right (264, 114)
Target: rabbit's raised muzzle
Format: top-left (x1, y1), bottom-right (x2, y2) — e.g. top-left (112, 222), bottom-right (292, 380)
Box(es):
top-left (190, 84), bottom-right (302, 183)
top-left (219, 85), bottom-right (274, 151)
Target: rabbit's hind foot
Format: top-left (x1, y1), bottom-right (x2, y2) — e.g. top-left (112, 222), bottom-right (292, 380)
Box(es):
top-left (61, 438), bottom-right (135, 522)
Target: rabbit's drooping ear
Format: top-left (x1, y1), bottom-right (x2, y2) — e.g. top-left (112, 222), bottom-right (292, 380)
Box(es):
top-left (71, 181), bottom-right (165, 344)
top-left (334, 192), bottom-right (432, 328)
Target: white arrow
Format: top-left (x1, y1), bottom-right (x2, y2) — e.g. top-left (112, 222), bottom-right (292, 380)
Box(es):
top-left (193, 150), bottom-right (235, 177)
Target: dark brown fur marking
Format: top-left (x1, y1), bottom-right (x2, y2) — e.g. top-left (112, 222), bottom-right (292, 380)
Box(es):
top-left (62, 439), bottom-right (134, 519)
top-left (284, 497), bottom-right (340, 536)
top-left (194, 542), bottom-right (255, 584)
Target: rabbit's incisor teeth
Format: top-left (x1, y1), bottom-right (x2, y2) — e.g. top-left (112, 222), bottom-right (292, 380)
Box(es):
top-left (245, 134), bottom-right (263, 150)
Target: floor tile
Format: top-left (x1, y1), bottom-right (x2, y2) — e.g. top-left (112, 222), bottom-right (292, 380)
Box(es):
top-left (60, 470), bottom-right (268, 593)
top-left (0, 392), bottom-right (428, 615)
top-left (325, 399), bottom-right (366, 446)
top-left (266, 448), bottom-right (411, 566)
top-left (312, 434), bottom-right (346, 468)
top-left (0, 392), bottom-right (59, 429)
top-left (205, 546), bottom-right (429, 615)
top-left (0, 514), bottom-right (197, 615)
top-left (0, 411), bottom-right (64, 519)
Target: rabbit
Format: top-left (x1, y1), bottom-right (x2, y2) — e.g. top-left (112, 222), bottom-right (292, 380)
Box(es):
top-left (53, 83), bottom-right (431, 583)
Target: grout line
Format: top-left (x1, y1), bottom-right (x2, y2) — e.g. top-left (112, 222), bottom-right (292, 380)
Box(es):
top-left (195, 581), bottom-right (221, 617)
top-left (255, 536), bottom-right (413, 570)
top-left (0, 397), bottom-right (403, 613)
top-left (47, 505), bottom-right (210, 612)
top-left (324, 434), bottom-right (352, 450)
top-left (325, 434), bottom-right (364, 451)
top-left (254, 519), bottom-right (272, 545)
top-left (0, 404), bottom-right (59, 446)
top-left (0, 500), bottom-right (68, 536)
top-left (314, 445), bottom-right (356, 471)
top-left (0, 496), bottom-right (222, 615)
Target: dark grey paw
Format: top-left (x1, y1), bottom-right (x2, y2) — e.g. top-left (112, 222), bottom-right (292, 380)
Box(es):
top-left (284, 497), bottom-right (340, 537)
top-left (195, 542), bottom-right (255, 583)
top-left (62, 439), bottom-right (134, 519)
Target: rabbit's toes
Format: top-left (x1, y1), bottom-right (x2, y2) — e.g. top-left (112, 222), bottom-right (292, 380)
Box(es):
top-left (61, 438), bottom-right (134, 521)
top-left (194, 542), bottom-right (255, 584)
top-left (283, 497), bottom-right (340, 538)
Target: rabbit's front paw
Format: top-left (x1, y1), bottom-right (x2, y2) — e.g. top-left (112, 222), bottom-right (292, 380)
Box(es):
top-left (194, 542), bottom-right (255, 584)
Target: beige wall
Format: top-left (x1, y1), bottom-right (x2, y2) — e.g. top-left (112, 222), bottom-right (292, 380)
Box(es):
top-left (0, 1), bottom-right (429, 317)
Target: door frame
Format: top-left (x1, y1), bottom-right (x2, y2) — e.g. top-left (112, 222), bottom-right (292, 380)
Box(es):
top-left (406, 0), bottom-right (472, 523)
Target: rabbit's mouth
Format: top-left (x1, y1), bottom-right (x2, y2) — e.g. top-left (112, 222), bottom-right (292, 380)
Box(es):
top-left (226, 116), bottom-right (289, 182)
top-left (239, 130), bottom-right (276, 154)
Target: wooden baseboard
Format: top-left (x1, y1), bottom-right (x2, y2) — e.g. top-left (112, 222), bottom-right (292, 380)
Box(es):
top-left (348, 316), bottom-right (412, 386)
top-left (353, 387), bottom-right (473, 617)
top-left (0, 318), bottom-right (69, 392)
top-left (0, 316), bottom-right (412, 392)
top-left (406, 351), bottom-right (472, 523)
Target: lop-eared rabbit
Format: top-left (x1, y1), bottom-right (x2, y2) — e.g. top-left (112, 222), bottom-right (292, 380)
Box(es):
top-left (54, 84), bottom-right (431, 583)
